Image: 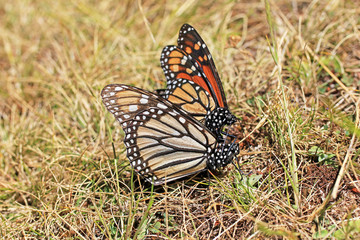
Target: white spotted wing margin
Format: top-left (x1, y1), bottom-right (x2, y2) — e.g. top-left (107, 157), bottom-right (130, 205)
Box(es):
top-left (101, 84), bottom-right (217, 185)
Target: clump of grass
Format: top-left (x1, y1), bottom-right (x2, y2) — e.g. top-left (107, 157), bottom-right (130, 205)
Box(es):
top-left (1, 0), bottom-right (359, 239)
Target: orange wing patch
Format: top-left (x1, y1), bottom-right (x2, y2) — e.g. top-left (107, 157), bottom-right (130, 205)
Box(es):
top-left (176, 73), bottom-right (192, 81)
top-left (182, 82), bottom-right (197, 97)
top-left (202, 65), bottom-right (224, 107)
top-left (169, 58), bottom-right (181, 64)
top-left (170, 50), bottom-right (184, 58)
top-left (194, 43), bottom-right (200, 50)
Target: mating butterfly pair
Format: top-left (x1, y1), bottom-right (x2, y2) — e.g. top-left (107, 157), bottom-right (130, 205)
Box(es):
top-left (102, 24), bottom-right (238, 185)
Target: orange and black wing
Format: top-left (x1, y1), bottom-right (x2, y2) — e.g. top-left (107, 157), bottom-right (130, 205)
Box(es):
top-left (160, 23), bottom-right (228, 108)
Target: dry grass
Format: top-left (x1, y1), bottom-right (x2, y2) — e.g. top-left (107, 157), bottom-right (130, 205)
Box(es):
top-left (1, 0), bottom-right (360, 239)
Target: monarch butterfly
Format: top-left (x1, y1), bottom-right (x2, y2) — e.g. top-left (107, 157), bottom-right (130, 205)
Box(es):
top-left (158, 24), bottom-right (237, 137)
top-left (101, 84), bottom-right (239, 185)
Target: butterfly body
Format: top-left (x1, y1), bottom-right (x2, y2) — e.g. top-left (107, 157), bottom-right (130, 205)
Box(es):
top-left (159, 24), bottom-right (237, 137)
top-left (205, 107), bottom-right (237, 137)
top-left (208, 142), bottom-right (239, 171)
top-left (102, 84), bottom-right (239, 185)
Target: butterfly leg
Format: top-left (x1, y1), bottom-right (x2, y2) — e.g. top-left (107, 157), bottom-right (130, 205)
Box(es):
top-left (206, 170), bottom-right (212, 188)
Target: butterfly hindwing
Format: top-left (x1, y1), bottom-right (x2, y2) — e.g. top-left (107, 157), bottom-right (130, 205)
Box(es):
top-left (158, 78), bottom-right (216, 121)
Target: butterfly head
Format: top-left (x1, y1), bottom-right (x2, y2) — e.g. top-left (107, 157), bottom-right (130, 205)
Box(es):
top-left (224, 109), bottom-right (237, 125)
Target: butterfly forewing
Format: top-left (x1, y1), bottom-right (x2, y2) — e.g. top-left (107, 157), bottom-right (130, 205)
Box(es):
top-left (101, 84), bottom-right (217, 185)
top-left (161, 45), bottom-right (212, 95)
top-left (102, 85), bottom-right (157, 129)
top-left (178, 24), bottom-right (227, 108)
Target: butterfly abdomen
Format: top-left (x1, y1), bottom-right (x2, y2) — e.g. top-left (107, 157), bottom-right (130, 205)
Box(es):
top-left (207, 142), bottom-right (240, 171)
